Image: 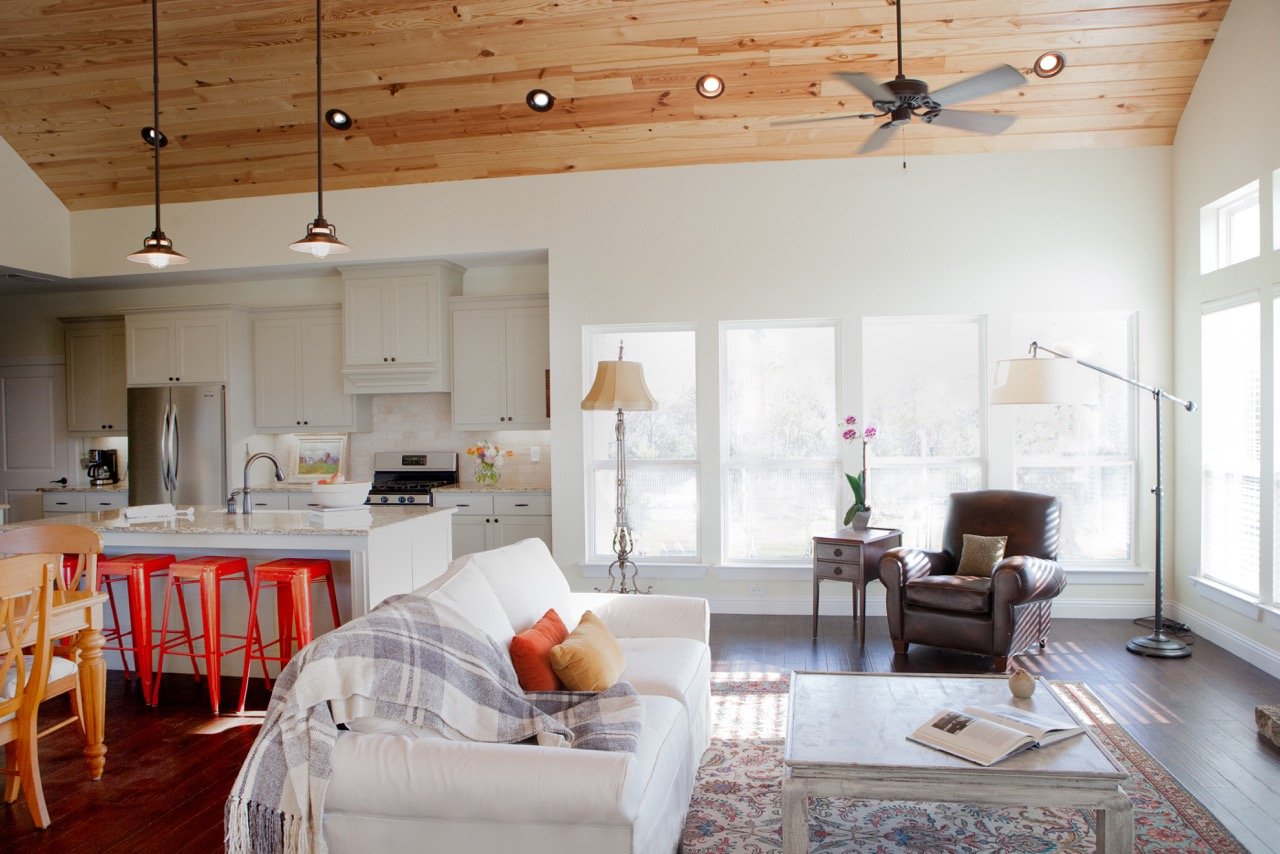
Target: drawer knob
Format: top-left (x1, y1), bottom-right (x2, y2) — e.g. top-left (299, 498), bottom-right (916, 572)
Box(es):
top-left (833, 566), bottom-right (843, 576)
top-left (833, 547), bottom-right (843, 558)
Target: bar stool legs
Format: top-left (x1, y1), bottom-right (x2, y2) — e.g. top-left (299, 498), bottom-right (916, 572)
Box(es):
top-left (95, 553), bottom-right (194, 704)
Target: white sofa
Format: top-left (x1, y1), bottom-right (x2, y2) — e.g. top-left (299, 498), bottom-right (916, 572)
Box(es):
top-left (323, 538), bottom-right (712, 854)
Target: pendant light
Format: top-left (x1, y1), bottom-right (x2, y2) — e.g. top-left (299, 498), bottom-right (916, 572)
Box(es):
top-left (290, 0), bottom-right (349, 258)
top-left (127, 0), bottom-right (187, 269)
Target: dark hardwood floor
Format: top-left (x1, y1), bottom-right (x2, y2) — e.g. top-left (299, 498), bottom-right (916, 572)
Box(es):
top-left (4, 616), bottom-right (1279, 853)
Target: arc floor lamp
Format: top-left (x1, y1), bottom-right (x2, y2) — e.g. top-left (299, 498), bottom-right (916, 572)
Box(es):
top-left (992, 341), bottom-right (1197, 658)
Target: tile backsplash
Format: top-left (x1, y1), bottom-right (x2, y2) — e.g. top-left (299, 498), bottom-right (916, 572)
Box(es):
top-left (346, 393), bottom-right (552, 488)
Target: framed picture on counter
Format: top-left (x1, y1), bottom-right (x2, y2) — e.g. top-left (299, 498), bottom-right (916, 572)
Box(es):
top-left (291, 434), bottom-right (347, 481)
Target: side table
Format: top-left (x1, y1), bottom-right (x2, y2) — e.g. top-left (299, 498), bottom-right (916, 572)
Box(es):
top-left (812, 526), bottom-right (903, 646)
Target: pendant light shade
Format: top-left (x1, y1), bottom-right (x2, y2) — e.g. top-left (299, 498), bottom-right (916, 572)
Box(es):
top-left (127, 0), bottom-right (187, 269)
top-left (291, 0), bottom-right (349, 258)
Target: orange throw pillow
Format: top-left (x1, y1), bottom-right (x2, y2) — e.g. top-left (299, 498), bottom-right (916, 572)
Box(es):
top-left (509, 608), bottom-right (569, 691)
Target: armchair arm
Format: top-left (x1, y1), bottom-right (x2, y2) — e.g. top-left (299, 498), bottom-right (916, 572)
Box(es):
top-left (879, 547), bottom-right (951, 642)
top-left (991, 555), bottom-right (1066, 607)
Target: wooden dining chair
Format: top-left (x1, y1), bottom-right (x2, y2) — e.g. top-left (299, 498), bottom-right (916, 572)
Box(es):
top-left (0, 552), bottom-right (57, 828)
top-left (0, 525), bottom-right (103, 743)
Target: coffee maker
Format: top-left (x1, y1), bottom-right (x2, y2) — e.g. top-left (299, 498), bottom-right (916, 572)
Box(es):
top-left (87, 449), bottom-right (119, 486)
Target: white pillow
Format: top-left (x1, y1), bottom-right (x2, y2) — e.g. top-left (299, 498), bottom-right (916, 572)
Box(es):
top-left (426, 562), bottom-right (515, 649)
top-left (466, 538), bottom-right (578, 633)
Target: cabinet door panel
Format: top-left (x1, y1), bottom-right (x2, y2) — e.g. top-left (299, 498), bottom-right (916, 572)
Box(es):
top-left (65, 328), bottom-right (107, 432)
top-left (300, 314), bottom-right (352, 427)
top-left (127, 319), bottom-right (175, 384)
top-left (494, 516), bottom-right (552, 551)
top-left (389, 278), bottom-right (439, 365)
top-left (253, 318), bottom-right (303, 429)
top-left (451, 309), bottom-right (506, 427)
top-left (451, 515), bottom-right (490, 559)
top-left (103, 327), bottom-right (128, 429)
top-left (344, 281), bottom-right (389, 367)
top-left (175, 317), bottom-right (227, 383)
top-left (505, 306), bottom-right (551, 426)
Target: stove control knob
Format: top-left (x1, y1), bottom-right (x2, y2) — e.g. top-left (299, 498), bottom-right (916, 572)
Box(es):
top-left (398, 496), bottom-right (407, 504)
top-left (407, 496), bottom-right (416, 504)
top-left (379, 496), bottom-right (389, 504)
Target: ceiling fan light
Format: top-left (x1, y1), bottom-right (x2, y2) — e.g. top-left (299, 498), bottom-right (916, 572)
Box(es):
top-left (525, 89), bottom-right (555, 112)
top-left (127, 230), bottom-right (189, 269)
top-left (1033, 51), bottom-right (1066, 78)
top-left (695, 74), bottom-right (725, 99)
top-left (290, 218), bottom-right (351, 259)
top-left (140, 126), bottom-right (167, 147)
top-left (325, 108), bottom-right (353, 130)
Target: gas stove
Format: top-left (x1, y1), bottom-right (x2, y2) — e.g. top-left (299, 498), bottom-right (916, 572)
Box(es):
top-left (366, 451), bottom-right (458, 506)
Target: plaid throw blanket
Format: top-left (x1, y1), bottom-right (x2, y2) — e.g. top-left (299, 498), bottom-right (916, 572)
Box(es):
top-left (225, 592), bottom-right (644, 854)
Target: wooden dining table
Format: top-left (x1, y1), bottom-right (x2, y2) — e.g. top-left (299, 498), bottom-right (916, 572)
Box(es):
top-left (0, 585), bottom-right (109, 780)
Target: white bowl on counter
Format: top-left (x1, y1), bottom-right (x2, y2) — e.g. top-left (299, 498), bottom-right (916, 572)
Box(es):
top-left (309, 481), bottom-right (372, 508)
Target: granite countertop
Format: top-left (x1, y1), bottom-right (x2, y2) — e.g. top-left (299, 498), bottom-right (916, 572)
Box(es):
top-left (435, 484), bottom-right (551, 493)
top-left (38, 484), bottom-right (130, 493)
top-left (1, 505), bottom-right (449, 536)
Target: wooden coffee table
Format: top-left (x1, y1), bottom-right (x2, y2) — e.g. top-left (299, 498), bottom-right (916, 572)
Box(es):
top-left (782, 672), bottom-right (1132, 853)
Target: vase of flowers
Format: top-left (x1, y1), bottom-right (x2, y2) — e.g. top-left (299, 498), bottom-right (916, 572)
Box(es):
top-left (467, 441), bottom-right (513, 485)
top-left (841, 415), bottom-right (877, 529)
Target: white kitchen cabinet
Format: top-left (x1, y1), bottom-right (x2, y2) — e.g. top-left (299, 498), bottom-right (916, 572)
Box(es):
top-left (252, 307), bottom-right (371, 432)
top-left (244, 492), bottom-right (290, 511)
top-left (42, 491), bottom-right (127, 517)
top-left (125, 308), bottom-right (231, 385)
top-left (287, 493), bottom-right (324, 511)
top-left (432, 490), bottom-right (551, 558)
top-left (341, 263), bottom-right (463, 394)
top-left (63, 318), bottom-right (127, 434)
top-left (450, 295), bottom-right (549, 430)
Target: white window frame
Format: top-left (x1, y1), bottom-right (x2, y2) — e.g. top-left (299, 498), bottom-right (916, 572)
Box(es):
top-left (582, 324), bottom-right (700, 565)
top-left (719, 318), bottom-right (841, 566)
top-left (1011, 312), bottom-right (1139, 566)
top-left (1200, 180), bottom-right (1261, 274)
top-left (862, 315), bottom-right (988, 551)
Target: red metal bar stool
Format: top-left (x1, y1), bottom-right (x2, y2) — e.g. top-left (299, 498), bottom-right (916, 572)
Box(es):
top-left (152, 555), bottom-right (265, 714)
top-left (94, 553), bottom-right (197, 704)
top-left (237, 558), bottom-right (341, 714)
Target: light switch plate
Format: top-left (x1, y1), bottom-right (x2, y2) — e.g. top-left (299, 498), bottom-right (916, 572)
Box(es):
top-left (529, 446), bottom-right (541, 463)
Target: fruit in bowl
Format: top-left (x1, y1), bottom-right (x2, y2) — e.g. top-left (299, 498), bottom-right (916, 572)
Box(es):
top-left (309, 480), bottom-right (372, 508)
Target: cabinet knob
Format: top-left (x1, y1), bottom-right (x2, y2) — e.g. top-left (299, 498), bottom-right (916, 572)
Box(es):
top-left (303, 420), bottom-right (309, 425)
top-left (833, 566), bottom-right (843, 575)
top-left (296, 421), bottom-right (302, 425)
top-left (169, 376), bottom-right (175, 381)
top-left (390, 357), bottom-right (396, 362)
top-left (833, 548), bottom-right (843, 558)
top-left (383, 357), bottom-right (389, 363)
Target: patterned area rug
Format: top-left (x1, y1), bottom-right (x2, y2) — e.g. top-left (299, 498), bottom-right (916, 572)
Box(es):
top-left (682, 673), bottom-right (1245, 853)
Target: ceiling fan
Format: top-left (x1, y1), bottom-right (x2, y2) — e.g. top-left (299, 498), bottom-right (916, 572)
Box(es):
top-left (776, 0), bottom-right (1027, 154)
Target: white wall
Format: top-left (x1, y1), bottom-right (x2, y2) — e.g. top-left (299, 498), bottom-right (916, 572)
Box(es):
top-left (1172, 0), bottom-right (1280, 673)
top-left (0, 135), bottom-right (70, 278)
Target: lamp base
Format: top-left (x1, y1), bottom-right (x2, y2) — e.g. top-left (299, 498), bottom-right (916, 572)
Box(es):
top-left (595, 556), bottom-right (651, 595)
top-left (1126, 631), bottom-right (1191, 658)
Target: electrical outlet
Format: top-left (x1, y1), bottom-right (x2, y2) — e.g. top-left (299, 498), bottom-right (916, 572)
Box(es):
top-left (529, 446), bottom-right (541, 463)
top-left (749, 583), bottom-right (765, 596)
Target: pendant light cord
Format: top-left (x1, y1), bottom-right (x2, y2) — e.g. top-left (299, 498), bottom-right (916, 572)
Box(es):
top-left (314, 0), bottom-right (324, 220)
top-left (151, 0), bottom-right (161, 233)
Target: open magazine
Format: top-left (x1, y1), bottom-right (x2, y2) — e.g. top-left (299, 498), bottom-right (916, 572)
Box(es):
top-left (908, 704), bottom-right (1085, 766)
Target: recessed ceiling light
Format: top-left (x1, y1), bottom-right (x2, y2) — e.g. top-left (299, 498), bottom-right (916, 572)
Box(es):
top-left (1033, 51), bottom-right (1066, 78)
top-left (525, 89), bottom-right (555, 112)
top-left (325, 108), bottom-right (353, 130)
top-left (696, 74), bottom-right (725, 99)
top-left (140, 126), bottom-right (167, 148)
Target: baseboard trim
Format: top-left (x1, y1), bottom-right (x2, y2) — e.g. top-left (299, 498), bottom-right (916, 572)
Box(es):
top-left (1167, 601), bottom-right (1280, 680)
top-left (706, 594), bottom-right (1153, 619)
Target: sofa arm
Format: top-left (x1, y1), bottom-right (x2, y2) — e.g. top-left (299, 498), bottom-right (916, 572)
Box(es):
top-left (570, 592), bottom-right (709, 644)
top-left (992, 555), bottom-right (1067, 606)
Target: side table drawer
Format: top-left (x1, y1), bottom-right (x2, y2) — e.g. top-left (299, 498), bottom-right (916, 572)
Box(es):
top-left (815, 560), bottom-right (860, 581)
top-left (814, 541), bottom-right (860, 564)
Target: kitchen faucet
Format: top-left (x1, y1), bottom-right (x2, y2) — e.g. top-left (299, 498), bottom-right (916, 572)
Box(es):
top-left (238, 452), bottom-right (286, 515)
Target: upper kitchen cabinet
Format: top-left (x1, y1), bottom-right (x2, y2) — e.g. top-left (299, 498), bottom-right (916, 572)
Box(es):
top-left (125, 307), bottom-right (236, 385)
top-left (341, 262), bottom-right (463, 394)
top-left (252, 306), bottom-right (371, 432)
top-left (450, 295), bottom-right (550, 430)
top-left (63, 317), bottom-right (127, 435)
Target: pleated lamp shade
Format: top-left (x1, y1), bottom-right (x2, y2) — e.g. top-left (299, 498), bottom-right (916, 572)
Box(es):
top-left (581, 360), bottom-right (657, 411)
top-left (991, 357), bottom-right (1097, 406)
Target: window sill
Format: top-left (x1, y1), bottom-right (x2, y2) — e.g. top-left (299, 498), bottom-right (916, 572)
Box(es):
top-left (578, 562), bottom-right (708, 580)
top-left (1189, 574), bottom-right (1263, 619)
top-left (1263, 605), bottom-right (1280, 632)
top-left (1061, 565), bottom-right (1149, 585)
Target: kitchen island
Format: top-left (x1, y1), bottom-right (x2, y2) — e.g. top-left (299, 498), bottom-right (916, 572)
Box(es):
top-left (1, 505), bottom-right (455, 619)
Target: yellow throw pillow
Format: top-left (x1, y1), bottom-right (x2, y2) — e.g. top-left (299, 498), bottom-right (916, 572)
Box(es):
top-left (956, 534), bottom-right (1008, 577)
top-left (549, 610), bottom-right (625, 692)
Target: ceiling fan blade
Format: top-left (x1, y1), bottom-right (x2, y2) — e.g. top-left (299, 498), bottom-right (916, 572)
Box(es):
top-left (834, 72), bottom-right (896, 105)
top-left (858, 122), bottom-right (898, 155)
top-left (926, 109), bottom-right (1016, 135)
top-left (930, 64), bottom-right (1026, 107)
top-left (771, 113), bottom-right (877, 127)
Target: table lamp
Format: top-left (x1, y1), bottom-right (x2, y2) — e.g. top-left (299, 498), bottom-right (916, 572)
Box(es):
top-left (582, 342), bottom-right (658, 593)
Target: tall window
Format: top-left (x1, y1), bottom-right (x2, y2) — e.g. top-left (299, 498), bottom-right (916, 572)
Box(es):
top-left (722, 322), bottom-right (837, 562)
top-left (585, 328), bottom-right (698, 561)
top-left (863, 317), bottom-right (984, 549)
top-left (1012, 313), bottom-right (1136, 562)
top-left (1201, 298), bottom-right (1260, 594)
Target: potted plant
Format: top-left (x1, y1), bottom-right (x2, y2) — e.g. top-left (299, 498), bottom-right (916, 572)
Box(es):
top-left (841, 416), bottom-right (877, 529)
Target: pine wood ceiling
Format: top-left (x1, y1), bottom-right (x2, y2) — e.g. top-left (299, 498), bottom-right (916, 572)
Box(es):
top-left (0, 0), bottom-right (1228, 212)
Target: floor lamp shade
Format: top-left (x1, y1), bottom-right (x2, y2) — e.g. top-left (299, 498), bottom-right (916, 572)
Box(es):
top-left (991, 357), bottom-right (1097, 406)
top-left (581, 360), bottom-right (658, 411)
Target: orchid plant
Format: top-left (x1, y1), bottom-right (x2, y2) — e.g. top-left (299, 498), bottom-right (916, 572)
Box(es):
top-left (467, 441), bottom-right (514, 484)
top-left (841, 416), bottom-right (877, 526)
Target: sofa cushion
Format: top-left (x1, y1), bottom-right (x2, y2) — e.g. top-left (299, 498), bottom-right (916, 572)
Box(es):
top-left (466, 538), bottom-right (579, 633)
top-left (510, 609), bottom-right (569, 691)
top-left (550, 611), bottom-right (625, 692)
top-left (424, 562), bottom-right (515, 649)
top-left (905, 575), bottom-right (993, 614)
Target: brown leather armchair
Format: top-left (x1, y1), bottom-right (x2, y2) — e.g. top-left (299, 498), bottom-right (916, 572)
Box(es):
top-left (879, 490), bottom-right (1067, 671)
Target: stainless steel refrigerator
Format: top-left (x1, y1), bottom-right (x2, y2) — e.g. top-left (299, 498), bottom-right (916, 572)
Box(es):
top-left (128, 384), bottom-right (227, 506)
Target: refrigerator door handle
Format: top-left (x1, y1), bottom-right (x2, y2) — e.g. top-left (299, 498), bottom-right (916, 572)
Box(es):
top-left (161, 403), bottom-right (173, 492)
top-left (170, 402), bottom-right (181, 492)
